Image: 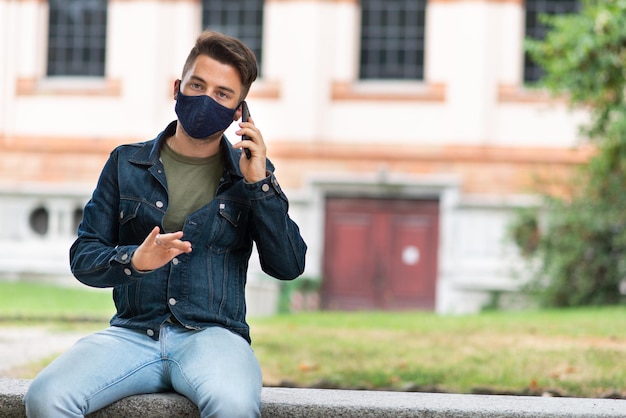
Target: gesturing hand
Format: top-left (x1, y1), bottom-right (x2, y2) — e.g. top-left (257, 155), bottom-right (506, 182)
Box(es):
top-left (131, 226), bottom-right (192, 272)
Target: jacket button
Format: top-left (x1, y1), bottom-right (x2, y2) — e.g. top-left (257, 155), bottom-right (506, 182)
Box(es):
top-left (124, 268), bottom-right (132, 276)
top-left (147, 329), bottom-right (155, 337)
top-left (121, 254), bottom-right (128, 261)
top-left (156, 201), bottom-right (164, 208)
top-left (172, 258), bottom-right (179, 265)
top-left (169, 298), bottom-right (177, 306)
top-left (262, 184), bottom-right (270, 192)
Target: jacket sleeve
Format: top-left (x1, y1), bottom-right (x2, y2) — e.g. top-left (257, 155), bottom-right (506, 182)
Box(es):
top-left (247, 172), bottom-right (307, 280)
top-left (69, 150), bottom-right (146, 288)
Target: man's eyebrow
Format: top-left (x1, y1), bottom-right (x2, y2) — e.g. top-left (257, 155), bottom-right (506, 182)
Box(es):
top-left (215, 84), bottom-right (237, 95)
top-left (188, 75), bottom-right (206, 84)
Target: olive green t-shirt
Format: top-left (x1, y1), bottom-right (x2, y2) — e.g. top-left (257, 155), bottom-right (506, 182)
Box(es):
top-left (160, 142), bottom-right (224, 232)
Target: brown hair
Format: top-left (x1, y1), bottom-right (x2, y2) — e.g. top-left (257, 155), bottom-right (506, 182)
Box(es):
top-left (182, 31), bottom-right (258, 100)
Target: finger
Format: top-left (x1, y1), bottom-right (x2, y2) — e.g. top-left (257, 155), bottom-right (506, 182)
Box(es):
top-left (236, 126), bottom-right (256, 142)
top-left (147, 226), bottom-right (161, 246)
top-left (154, 230), bottom-right (165, 246)
top-left (155, 231), bottom-right (192, 252)
top-left (238, 140), bottom-right (254, 156)
top-left (158, 231), bottom-right (183, 243)
top-left (167, 238), bottom-right (193, 252)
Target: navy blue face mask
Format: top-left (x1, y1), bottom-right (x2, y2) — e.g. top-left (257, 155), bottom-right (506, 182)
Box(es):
top-left (174, 84), bottom-right (238, 139)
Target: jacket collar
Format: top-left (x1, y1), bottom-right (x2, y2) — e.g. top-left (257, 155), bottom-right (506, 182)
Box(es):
top-left (130, 121), bottom-right (244, 180)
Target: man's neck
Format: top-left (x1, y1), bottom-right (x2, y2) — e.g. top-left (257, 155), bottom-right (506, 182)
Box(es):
top-left (169, 125), bottom-right (222, 158)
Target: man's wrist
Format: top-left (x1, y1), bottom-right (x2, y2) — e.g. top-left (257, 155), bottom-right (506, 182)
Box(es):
top-left (244, 170), bottom-right (271, 184)
top-left (130, 252), bottom-right (154, 273)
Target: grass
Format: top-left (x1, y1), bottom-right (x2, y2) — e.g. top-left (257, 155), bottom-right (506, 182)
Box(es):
top-left (1, 280), bottom-right (624, 398)
top-left (0, 280), bottom-right (114, 322)
top-left (248, 308), bottom-right (626, 398)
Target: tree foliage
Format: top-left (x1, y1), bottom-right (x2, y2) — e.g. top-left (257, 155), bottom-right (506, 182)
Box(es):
top-left (513, 0), bottom-right (626, 306)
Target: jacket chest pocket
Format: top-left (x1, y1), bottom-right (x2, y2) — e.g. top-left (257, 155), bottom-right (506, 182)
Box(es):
top-left (208, 200), bottom-right (249, 253)
top-left (119, 199), bottom-right (164, 244)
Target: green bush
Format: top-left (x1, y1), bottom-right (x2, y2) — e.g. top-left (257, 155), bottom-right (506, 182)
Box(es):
top-left (512, 0), bottom-right (626, 307)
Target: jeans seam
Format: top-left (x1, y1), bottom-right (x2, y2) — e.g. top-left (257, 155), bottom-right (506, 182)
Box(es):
top-left (84, 358), bottom-right (163, 409)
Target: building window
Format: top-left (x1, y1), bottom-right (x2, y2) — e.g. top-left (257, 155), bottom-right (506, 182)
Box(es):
top-left (29, 207), bottom-right (49, 236)
top-left (524, 0), bottom-right (580, 83)
top-left (47, 0), bottom-right (108, 77)
top-left (201, 0), bottom-right (264, 75)
top-left (359, 0), bottom-right (426, 80)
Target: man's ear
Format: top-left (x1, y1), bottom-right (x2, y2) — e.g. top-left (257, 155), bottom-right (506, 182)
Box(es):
top-left (173, 79), bottom-right (181, 100)
top-left (233, 103), bottom-right (244, 121)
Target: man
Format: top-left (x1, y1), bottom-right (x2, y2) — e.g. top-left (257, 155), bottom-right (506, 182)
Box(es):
top-left (25, 31), bottom-right (307, 418)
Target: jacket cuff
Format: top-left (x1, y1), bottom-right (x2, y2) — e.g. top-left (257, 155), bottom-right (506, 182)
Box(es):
top-left (244, 172), bottom-right (284, 197)
top-left (111, 247), bottom-right (153, 277)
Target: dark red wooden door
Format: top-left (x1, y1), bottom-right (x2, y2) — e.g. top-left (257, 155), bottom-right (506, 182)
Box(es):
top-left (322, 198), bottom-right (439, 310)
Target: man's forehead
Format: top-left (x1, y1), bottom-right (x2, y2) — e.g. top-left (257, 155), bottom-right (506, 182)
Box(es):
top-left (186, 56), bottom-right (242, 92)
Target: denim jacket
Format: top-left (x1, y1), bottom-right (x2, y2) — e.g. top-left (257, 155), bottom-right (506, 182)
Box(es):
top-left (69, 121), bottom-right (307, 343)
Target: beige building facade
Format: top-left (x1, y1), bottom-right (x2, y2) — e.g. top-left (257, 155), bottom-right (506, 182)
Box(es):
top-left (0, 0), bottom-right (590, 314)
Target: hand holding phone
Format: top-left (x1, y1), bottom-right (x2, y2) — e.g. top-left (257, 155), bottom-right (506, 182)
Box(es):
top-left (241, 101), bottom-right (252, 159)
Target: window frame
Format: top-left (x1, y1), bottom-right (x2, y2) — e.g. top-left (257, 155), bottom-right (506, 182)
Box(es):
top-left (46, 0), bottom-right (109, 78)
top-left (358, 0), bottom-right (427, 81)
top-left (523, 0), bottom-right (580, 83)
top-left (201, 0), bottom-right (265, 76)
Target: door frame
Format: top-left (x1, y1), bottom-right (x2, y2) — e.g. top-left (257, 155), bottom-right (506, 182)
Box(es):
top-left (322, 196), bottom-right (440, 310)
top-left (305, 171), bottom-right (461, 314)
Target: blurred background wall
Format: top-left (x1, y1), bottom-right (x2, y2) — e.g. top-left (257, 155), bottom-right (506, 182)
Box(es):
top-left (0, 0), bottom-right (589, 315)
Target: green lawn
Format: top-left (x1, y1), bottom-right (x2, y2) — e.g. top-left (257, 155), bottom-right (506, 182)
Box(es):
top-left (250, 308), bottom-right (626, 398)
top-left (0, 280), bottom-right (114, 322)
top-left (1, 280), bottom-right (624, 398)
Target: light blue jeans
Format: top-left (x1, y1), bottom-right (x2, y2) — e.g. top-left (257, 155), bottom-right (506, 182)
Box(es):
top-left (24, 324), bottom-right (262, 418)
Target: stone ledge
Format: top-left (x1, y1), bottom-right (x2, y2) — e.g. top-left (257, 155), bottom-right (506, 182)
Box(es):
top-left (2, 379), bottom-right (626, 418)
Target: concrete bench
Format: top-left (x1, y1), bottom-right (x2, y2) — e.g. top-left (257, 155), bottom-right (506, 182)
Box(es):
top-left (1, 379), bottom-right (625, 417)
